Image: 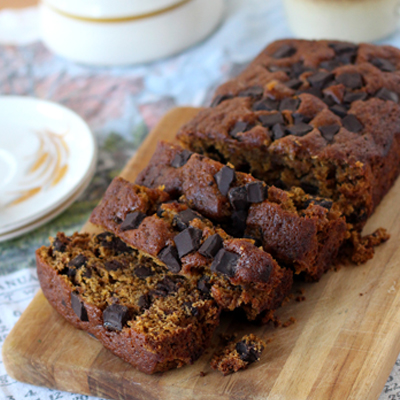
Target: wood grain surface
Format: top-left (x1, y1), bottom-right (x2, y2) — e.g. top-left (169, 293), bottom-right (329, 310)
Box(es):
top-left (3, 107), bottom-right (400, 400)
top-left (0, 0), bottom-right (38, 9)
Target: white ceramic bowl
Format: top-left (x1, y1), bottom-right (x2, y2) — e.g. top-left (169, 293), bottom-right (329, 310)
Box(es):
top-left (44, 0), bottom-right (185, 19)
top-left (40, 0), bottom-right (224, 66)
top-left (283, 0), bottom-right (400, 43)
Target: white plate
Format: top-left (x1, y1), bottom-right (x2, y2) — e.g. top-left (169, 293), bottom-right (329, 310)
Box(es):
top-left (0, 96), bottom-right (96, 234)
top-left (0, 164), bottom-right (95, 243)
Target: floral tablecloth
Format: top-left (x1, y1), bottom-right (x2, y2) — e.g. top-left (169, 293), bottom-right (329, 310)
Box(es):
top-left (1, 1), bottom-right (400, 399)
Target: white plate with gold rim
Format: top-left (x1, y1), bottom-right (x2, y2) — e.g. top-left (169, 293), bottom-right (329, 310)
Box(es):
top-left (0, 166), bottom-right (95, 242)
top-left (0, 96), bottom-right (96, 235)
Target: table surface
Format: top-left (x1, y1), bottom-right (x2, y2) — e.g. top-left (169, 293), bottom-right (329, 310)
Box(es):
top-left (1, 0), bottom-right (37, 9)
top-left (1, 1), bottom-right (400, 400)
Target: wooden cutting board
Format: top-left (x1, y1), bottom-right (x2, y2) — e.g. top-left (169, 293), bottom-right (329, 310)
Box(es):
top-left (3, 107), bottom-right (400, 400)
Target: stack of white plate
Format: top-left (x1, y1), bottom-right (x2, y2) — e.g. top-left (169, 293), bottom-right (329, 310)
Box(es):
top-left (0, 96), bottom-right (96, 242)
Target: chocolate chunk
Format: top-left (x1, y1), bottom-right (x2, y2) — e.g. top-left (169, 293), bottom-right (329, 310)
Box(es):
top-left (155, 276), bottom-right (178, 297)
top-left (371, 57), bottom-right (396, 72)
top-left (210, 249), bottom-right (240, 278)
top-left (69, 254), bottom-right (87, 268)
top-left (83, 268), bottom-right (92, 279)
top-left (307, 72), bottom-right (334, 89)
top-left (320, 59), bottom-right (341, 71)
top-left (272, 44), bottom-right (296, 59)
top-left (319, 124), bottom-right (340, 142)
top-left (104, 260), bottom-right (123, 271)
top-left (158, 245), bottom-right (181, 273)
top-left (198, 234), bottom-right (224, 258)
top-left (322, 95), bottom-right (336, 107)
top-left (183, 301), bottom-right (199, 316)
top-left (230, 121), bottom-right (253, 139)
top-left (246, 182), bottom-right (267, 203)
top-left (228, 186), bottom-right (249, 210)
top-left (134, 265), bottom-right (154, 278)
top-left (279, 98), bottom-right (300, 112)
top-left (138, 294), bottom-right (151, 309)
top-left (236, 341), bottom-right (261, 363)
top-left (375, 87), bottom-right (399, 103)
top-left (71, 292), bottom-right (89, 322)
top-left (290, 61), bottom-right (311, 78)
top-left (271, 124), bottom-right (286, 140)
top-left (173, 209), bottom-right (201, 231)
top-left (97, 232), bottom-right (132, 254)
top-left (252, 98), bottom-right (279, 111)
top-left (303, 198), bottom-right (333, 210)
top-left (53, 237), bottom-right (67, 252)
top-left (211, 94), bottom-right (233, 107)
top-left (103, 304), bottom-right (129, 331)
top-left (336, 73), bottom-right (363, 89)
top-left (197, 276), bottom-right (212, 293)
top-left (174, 226), bottom-right (203, 258)
top-left (258, 113), bottom-right (284, 127)
top-left (329, 42), bottom-right (358, 55)
top-left (300, 182), bottom-right (319, 195)
top-left (292, 113), bottom-right (311, 124)
top-left (343, 91), bottom-right (368, 104)
top-left (286, 123), bottom-right (313, 137)
top-left (268, 65), bottom-right (291, 74)
top-left (285, 78), bottom-right (302, 90)
top-left (214, 166), bottom-right (235, 196)
top-left (342, 114), bottom-right (363, 133)
top-left (330, 104), bottom-right (348, 118)
top-left (120, 211), bottom-right (146, 231)
top-left (238, 86), bottom-right (263, 99)
top-left (171, 150), bottom-right (193, 168)
top-left (226, 210), bottom-right (248, 237)
top-left (298, 87), bottom-right (323, 99)
top-left (337, 52), bottom-right (356, 65)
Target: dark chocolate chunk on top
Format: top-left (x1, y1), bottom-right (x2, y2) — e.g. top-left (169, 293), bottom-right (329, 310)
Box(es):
top-left (228, 186), bottom-right (249, 211)
top-left (342, 114), bottom-right (363, 133)
top-left (319, 124), bottom-right (340, 142)
top-left (238, 86), bottom-right (264, 99)
top-left (286, 123), bottom-right (313, 137)
top-left (246, 181), bottom-right (267, 203)
top-left (307, 71), bottom-right (334, 89)
top-left (375, 87), bottom-right (399, 103)
top-left (158, 245), bottom-right (181, 273)
top-left (258, 113), bottom-right (284, 127)
top-left (173, 208), bottom-right (202, 231)
top-left (171, 150), bottom-right (193, 168)
top-left (120, 211), bottom-right (146, 231)
top-left (103, 304), bottom-right (129, 331)
top-left (198, 234), bottom-right (224, 259)
top-left (214, 166), bottom-right (235, 196)
top-left (210, 249), bottom-right (240, 278)
top-left (272, 44), bottom-right (296, 59)
top-left (371, 57), bottom-right (396, 72)
top-left (174, 226), bottom-right (203, 258)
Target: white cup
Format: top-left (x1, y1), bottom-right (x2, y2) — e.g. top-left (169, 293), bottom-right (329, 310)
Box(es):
top-left (41, 0), bottom-right (224, 66)
top-left (283, 0), bottom-right (400, 43)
